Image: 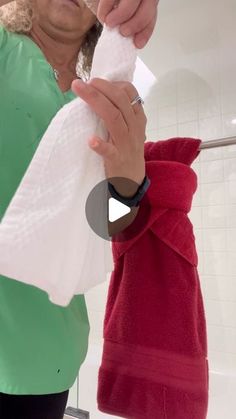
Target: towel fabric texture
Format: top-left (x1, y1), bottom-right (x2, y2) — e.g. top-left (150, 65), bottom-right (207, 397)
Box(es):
top-left (0, 24), bottom-right (138, 306)
top-left (97, 137), bottom-right (209, 419)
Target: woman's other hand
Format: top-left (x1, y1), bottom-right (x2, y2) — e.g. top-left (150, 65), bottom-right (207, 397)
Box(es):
top-left (72, 78), bottom-right (146, 196)
top-left (97, 0), bottom-right (159, 49)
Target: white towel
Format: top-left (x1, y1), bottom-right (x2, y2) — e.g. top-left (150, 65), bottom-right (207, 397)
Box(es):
top-left (0, 8), bottom-right (139, 306)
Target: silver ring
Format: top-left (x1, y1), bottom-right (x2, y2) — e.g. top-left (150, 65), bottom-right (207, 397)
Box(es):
top-left (130, 95), bottom-right (144, 107)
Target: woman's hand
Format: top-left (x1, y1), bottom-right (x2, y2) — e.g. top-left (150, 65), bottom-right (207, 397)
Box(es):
top-left (97, 0), bottom-right (159, 49)
top-left (72, 78), bottom-right (147, 197)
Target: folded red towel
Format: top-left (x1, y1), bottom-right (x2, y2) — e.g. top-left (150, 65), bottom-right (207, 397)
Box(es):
top-left (97, 138), bottom-right (209, 419)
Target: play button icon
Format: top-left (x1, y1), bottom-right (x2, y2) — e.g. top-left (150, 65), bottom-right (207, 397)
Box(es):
top-left (85, 177), bottom-right (151, 242)
top-left (108, 198), bottom-right (131, 222)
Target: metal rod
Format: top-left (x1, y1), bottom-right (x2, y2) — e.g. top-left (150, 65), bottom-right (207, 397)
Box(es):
top-left (199, 136), bottom-right (236, 150)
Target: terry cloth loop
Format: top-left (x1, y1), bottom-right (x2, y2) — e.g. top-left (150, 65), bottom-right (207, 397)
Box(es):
top-left (145, 160), bottom-right (197, 212)
top-left (150, 209), bottom-right (198, 267)
top-left (144, 137), bottom-right (201, 165)
top-left (111, 137), bottom-right (201, 265)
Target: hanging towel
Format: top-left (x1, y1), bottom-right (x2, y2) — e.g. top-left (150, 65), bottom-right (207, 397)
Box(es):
top-left (97, 137), bottom-right (209, 419)
top-left (0, 6), bottom-right (144, 306)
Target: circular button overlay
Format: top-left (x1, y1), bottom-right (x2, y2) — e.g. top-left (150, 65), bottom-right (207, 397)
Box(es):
top-left (85, 177), bottom-right (151, 243)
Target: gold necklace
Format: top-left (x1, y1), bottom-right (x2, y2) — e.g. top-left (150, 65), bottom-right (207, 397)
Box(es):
top-left (52, 67), bottom-right (81, 81)
top-left (53, 69), bottom-right (60, 81)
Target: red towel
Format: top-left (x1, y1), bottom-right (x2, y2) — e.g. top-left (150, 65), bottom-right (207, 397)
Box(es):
top-left (97, 137), bottom-right (209, 419)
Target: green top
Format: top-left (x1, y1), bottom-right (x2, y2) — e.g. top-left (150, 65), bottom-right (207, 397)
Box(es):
top-left (0, 26), bottom-right (90, 395)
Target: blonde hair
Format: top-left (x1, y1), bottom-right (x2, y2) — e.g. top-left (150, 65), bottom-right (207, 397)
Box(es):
top-left (0, 0), bottom-right (103, 79)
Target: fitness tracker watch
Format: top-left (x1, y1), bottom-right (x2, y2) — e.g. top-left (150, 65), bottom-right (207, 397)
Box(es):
top-left (108, 175), bottom-right (151, 207)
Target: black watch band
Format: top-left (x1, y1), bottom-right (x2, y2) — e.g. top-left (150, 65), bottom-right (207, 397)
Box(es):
top-left (108, 176), bottom-right (151, 207)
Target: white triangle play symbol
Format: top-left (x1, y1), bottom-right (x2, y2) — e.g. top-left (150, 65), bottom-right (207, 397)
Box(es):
top-left (108, 198), bottom-right (131, 222)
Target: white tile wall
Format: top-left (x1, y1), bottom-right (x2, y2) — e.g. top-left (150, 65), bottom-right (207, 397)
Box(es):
top-left (204, 275), bottom-right (236, 302)
top-left (192, 146), bottom-right (236, 375)
top-left (67, 380), bottom-right (78, 410)
top-left (84, 277), bottom-right (110, 345)
top-left (202, 205), bottom-right (227, 229)
top-left (173, 144), bottom-right (236, 375)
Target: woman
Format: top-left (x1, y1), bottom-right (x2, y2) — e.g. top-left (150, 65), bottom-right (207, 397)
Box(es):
top-left (0, 0), bottom-right (158, 418)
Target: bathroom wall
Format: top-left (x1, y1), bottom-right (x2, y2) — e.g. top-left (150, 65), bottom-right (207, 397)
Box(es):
top-left (141, 0), bottom-right (236, 375)
top-left (67, 0), bottom-right (236, 413)
top-left (191, 145), bottom-right (236, 374)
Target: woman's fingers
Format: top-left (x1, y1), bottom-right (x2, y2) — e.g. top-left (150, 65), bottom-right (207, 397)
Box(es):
top-left (97, 0), bottom-right (118, 23)
top-left (129, 9), bottom-right (158, 49)
top-left (97, 0), bottom-right (142, 25)
top-left (87, 79), bottom-right (146, 127)
top-left (72, 78), bottom-right (146, 183)
top-left (71, 78), bottom-right (144, 150)
top-left (72, 79), bottom-right (128, 150)
top-left (97, 0), bottom-right (159, 48)
top-left (89, 78), bottom-right (147, 147)
top-left (89, 78), bottom-right (144, 125)
top-left (99, 0), bottom-right (159, 48)
top-left (119, 0), bottom-right (157, 39)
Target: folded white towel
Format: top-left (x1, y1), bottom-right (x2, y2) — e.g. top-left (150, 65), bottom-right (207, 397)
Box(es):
top-left (0, 21), bottom-right (138, 306)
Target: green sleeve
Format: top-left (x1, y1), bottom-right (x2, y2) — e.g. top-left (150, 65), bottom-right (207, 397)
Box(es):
top-left (0, 25), bottom-right (7, 49)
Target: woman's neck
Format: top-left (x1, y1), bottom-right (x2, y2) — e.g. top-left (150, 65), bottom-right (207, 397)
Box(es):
top-left (29, 21), bottom-right (83, 74)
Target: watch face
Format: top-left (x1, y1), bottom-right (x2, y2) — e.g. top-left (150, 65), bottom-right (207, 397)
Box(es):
top-left (85, 177), bottom-right (152, 242)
